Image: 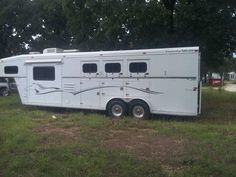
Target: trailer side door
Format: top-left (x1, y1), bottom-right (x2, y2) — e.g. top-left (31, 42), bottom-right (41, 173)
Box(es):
top-left (126, 59), bottom-right (150, 98)
top-left (27, 62), bottom-right (62, 106)
top-left (80, 60), bottom-right (101, 108)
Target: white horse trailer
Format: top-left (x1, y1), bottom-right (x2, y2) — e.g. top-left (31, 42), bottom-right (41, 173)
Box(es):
top-left (0, 47), bottom-right (201, 118)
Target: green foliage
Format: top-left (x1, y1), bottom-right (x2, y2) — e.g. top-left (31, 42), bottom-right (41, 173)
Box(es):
top-left (0, 0), bottom-right (34, 58)
top-left (0, 96), bottom-right (167, 177)
top-left (175, 0), bottom-right (236, 70)
top-left (29, 0), bottom-right (71, 51)
top-left (0, 90), bottom-right (236, 177)
top-left (0, 0), bottom-right (235, 71)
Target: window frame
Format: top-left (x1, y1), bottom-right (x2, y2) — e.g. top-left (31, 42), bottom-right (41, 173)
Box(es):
top-left (4, 66), bottom-right (18, 74)
top-left (105, 63), bottom-right (121, 73)
top-left (129, 62), bottom-right (147, 73)
top-left (82, 63), bottom-right (98, 74)
top-left (33, 66), bottom-right (55, 81)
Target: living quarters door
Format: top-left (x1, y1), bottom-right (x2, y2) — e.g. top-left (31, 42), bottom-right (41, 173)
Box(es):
top-left (27, 62), bottom-right (62, 106)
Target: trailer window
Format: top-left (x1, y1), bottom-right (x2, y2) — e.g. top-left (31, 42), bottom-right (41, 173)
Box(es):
top-left (129, 62), bottom-right (147, 73)
top-left (33, 67), bottom-right (55, 81)
top-left (4, 66), bottom-right (18, 74)
top-left (83, 63), bottom-right (97, 73)
top-left (105, 63), bottom-right (121, 73)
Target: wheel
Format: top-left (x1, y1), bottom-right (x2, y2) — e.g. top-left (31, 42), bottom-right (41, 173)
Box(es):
top-left (107, 100), bottom-right (127, 118)
top-left (129, 100), bottom-right (150, 119)
top-left (0, 88), bottom-right (9, 96)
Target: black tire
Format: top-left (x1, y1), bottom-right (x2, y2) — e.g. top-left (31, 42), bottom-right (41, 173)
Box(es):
top-left (129, 100), bottom-right (150, 119)
top-left (107, 99), bottom-right (127, 118)
top-left (0, 88), bottom-right (9, 97)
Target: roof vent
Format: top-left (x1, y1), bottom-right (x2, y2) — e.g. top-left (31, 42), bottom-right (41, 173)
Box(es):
top-left (63, 49), bottom-right (80, 53)
top-left (29, 52), bottom-right (40, 54)
top-left (43, 48), bottom-right (80, 54)
top-left (43, 48), bottom-right (64, 54)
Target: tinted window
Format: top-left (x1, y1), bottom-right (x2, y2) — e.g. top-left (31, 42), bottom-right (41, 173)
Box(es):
top-left (105, 63), bottom-right (121, 73)
top-left (129, 62), bottom-right (147, 73)
top-left (4, 66), bottom-right (18, 74)
top-left (83, 63), bottom-right (97, 73)
top-left (33, 67), bottom-right (55, 81)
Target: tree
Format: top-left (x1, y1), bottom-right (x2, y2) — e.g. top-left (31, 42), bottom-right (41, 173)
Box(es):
top-left (0, 0), bottom-right (34, 57)
top-left (162, 0), bottom-right (177, 33)
top-left (28, 0), bottom-right (71, 51)
top-left (174, 0), bottom-right (236, 71)
top-left (0, 0), bottom-right (235, 74)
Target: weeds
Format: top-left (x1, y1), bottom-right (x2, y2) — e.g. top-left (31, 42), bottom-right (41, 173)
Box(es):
top-left (0, 90), bottom-right (235, 177)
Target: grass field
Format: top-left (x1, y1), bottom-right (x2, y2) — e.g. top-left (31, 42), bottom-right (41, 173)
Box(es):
top-left (0, 88), bottom-right (235, 177)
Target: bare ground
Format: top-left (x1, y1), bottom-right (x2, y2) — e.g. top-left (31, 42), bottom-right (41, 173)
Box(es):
top-left (34, 121), bottom-right (193, 166)
top-left (103, 128), bottom-right (191, 163)
top-left (35, 122), bottom-right (81, 145)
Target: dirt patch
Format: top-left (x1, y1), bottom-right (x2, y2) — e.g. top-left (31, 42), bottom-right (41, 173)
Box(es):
top-left (34, 122), bottom-right (81, 145)
top-left (103, 128), bottom-right (192, 163)
top-left (34, 121), bottom-right (193, 165)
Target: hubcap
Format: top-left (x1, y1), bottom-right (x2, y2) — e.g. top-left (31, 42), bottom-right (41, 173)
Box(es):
top-left (133, 105), bottom-right (145, 118)
top-left (112, 104), bottom-right (123, 117)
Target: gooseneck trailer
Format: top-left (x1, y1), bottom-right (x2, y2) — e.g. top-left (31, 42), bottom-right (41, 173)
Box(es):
top-left (0, 47), bottom-right (201, 118)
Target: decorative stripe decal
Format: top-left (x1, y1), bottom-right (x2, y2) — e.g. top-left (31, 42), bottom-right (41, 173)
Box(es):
top-left (32, 83), bottom-right (163, 95)
top-left (127, 86), bottom-right (163, 94)
top-left (33, 83), bottom-right (60, 90)
top-left (71, 86), bottom-right (163, 95)
top-left (35, 89), bottom-right (63, 95)
top-left (33, 83), bottom-right (62, 95)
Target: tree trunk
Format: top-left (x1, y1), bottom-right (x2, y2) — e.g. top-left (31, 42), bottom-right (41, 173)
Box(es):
top-left (162, 0), bottom-right (177, 33)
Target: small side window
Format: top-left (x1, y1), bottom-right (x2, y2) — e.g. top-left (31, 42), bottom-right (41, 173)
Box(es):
top-left (4, 66), bottom-right (18, 74)
top-left (33, 67), bottom-right (55, 81)
top-left (129, 62), bottom-right (147, 73)
top-left (83, 63), bottom-right (97, 73)
top-left (105, 63), bottom-right (121, 73)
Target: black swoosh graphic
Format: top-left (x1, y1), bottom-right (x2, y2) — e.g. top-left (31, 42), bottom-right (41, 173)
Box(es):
top-left (71, 86), bottom-right (163, 95)
top-left (33, 83), bottom-right (60, 90)
top-left (33, 84), bottom-right (163, 95)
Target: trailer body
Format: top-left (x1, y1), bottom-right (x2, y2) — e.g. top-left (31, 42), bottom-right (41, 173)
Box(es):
top-left (0, 47), bottom-right (201, 117)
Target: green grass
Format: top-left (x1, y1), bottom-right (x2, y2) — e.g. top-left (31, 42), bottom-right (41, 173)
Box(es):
top-left (0, 89), bottom-right (235, 177)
